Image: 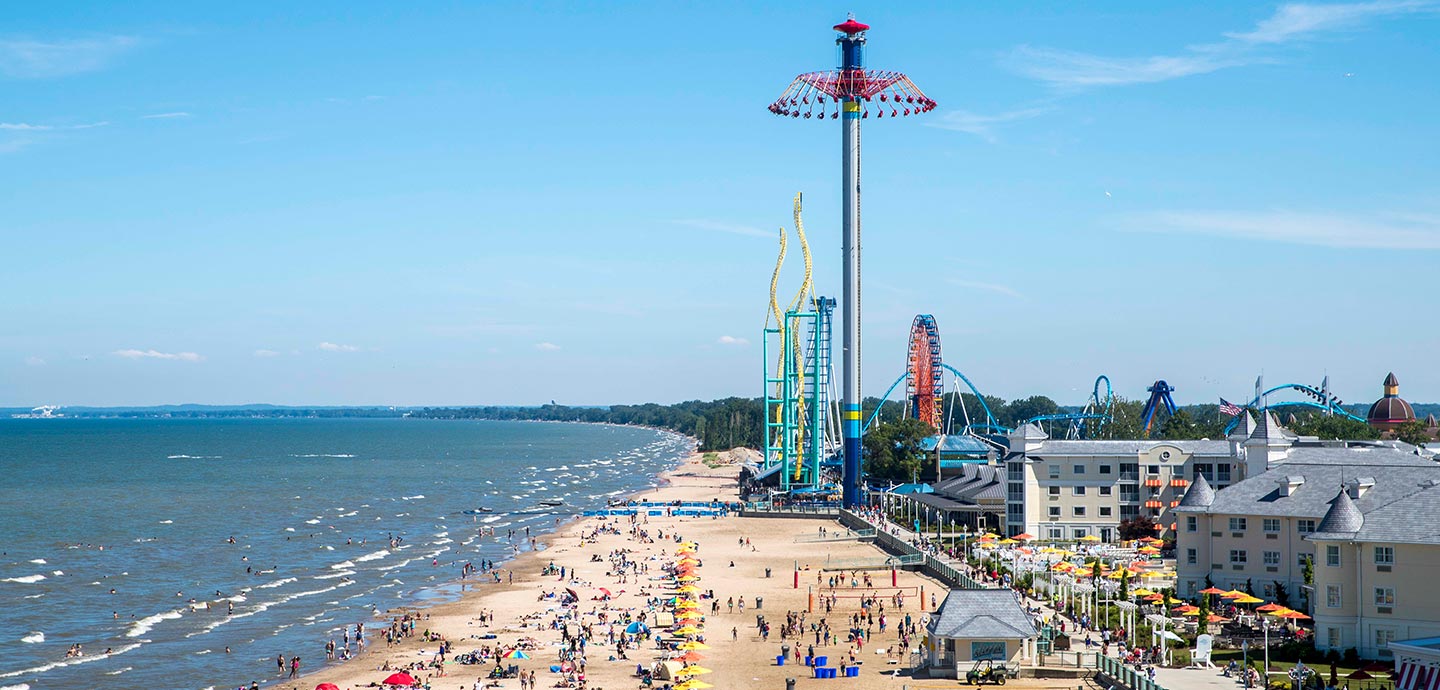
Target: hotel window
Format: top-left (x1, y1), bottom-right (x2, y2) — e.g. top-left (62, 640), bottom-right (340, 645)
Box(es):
top-left (1049, 528), bottom-right (1063, 539)
top-left (1326, 585), bottom-right (1342, 608)
top-left (1049, 506), bottom-right (1061, 518)
top-left (1120, 463), bottom-right (1139, 477)
top-left (1229, 549), bottom-right (1247, 565)
top-left (1299, 554), bottom-right (1312, 568)
top-left (1326, 545), bottom-right (1341, 567)
top-left (1377, 629), bottom-right (1396, 655)
top-left (1099, 486), bottom-right (1112, 496)
top-left (1194, 463), bottom-right (1213, 480)
top-left (1148, 465), bottom-right (1161, 475)
top-left (1263, 583), bottom-right (1275, 598)
top-left (1375, 587), bottom-right (1395, 606)
top-left (1263, 519), bottom-right (1281, 533)
top-left (1100, 507), bottom-right (1112, 517)
top-left (1100, 464), bottom-right (1113, 475)
top-left (1049, 486), bottom-right (1061, 496)
top-left (1074, 464), bottom-right (1086, 475)
top-left (1186, 548), bottom-right (1197, 565)
top-left (1073, 486), bottom-right (1086, 496)
top-left (1375, 546), bottom-right (1394, 566)
top-left (1072, 528), bottom-right (1088, 539)
top-left (1297, 519), bottom-right (1316, 534)
top-left (1187, 516), bottom-right (1198, 532)
top-left (1073, 506), bottom-right (1086, 517)
top-left (1216, 466), bottom-right (1232, 483)
top-left (1263, 551), bottom-right (1281, 566)
top-left (1229, 517), bottom-right (1247, 532)
top-left (1049, 465), bottom-right (1060, 479)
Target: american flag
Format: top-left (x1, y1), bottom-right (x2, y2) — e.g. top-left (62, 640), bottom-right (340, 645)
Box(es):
top-left (1219, 398), bottom-right (1243, 416)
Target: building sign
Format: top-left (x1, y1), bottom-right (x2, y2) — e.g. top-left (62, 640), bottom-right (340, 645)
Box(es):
top-left (971, 641), bottom-right (1006, 661)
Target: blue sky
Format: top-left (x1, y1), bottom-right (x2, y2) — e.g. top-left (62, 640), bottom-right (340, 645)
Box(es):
top-left (3, 1), bottom-right (1438, 407)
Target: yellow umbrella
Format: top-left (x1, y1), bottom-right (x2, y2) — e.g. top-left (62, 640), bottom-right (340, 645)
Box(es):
top-left (675, 666), bottom-right (713, 676)
top-left (676, 575), bottom-right (701, 582)
top-left (1078, 535), bottom-right (1101, 542)
top-left (676, 681), bottom-right (715, 690)
top-left (1233, 595), bottom-right (1265, 605)
top-left (998, 538), bottom-right (1018, 545)
top-left (1132, 588), bottom-right (1155, 597)
top-left (673, 626), bottom-right (704, 635)
top-left (677, 585), bottom-right (701, 594)
top-left (678, 541), bottom-right (698, 549)
top-left (677, 641), bottom-right (710, 650)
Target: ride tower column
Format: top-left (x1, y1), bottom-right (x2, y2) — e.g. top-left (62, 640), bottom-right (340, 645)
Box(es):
top-left (766, 16), bottom-right (936, 509)
top-left (838, 21), bottom-right (865, 510)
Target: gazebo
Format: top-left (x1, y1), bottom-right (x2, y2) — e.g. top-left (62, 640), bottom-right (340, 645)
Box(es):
top-left (925, 589), bottom-right (1038, 678)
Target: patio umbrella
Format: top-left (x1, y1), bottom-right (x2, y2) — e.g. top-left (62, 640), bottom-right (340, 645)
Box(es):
top-left (999, 538), bottom-right (1018, 545)
top-left (1275, 610), bottom-right (1311, 620)
top-left (1079, 535), bottom-right (1101, 542)
top-left (1144, 594), bottom-right (1165, 602)
top-left (1255, 603), bottom-right (1285, 612)
top-left (316, 684), bottom-right (341, 690)
top-left (1347, 670), bottom-right (1373, 681)
top-left (1174, 605), bottom-right (1199, 614)
top-left (503, 649), bottom-right (531, 659)
top-left (1221, 590), bottom-right (1248, 599)
top-left (675, 666), bottom-right (713, 676)
top-left (677, 641), bottom-right (710, 650)
top-left (1199, 587), bottom-right (1228, 595)
top-left (1132, 588), bottom-right (1154, 597)
top-left (1014, 533), bottom-right (1035, 540)
top-left (1362, 663), bottom-right (1392, 673)
top-left (1234, 595), bottom-right (1265, 605)
top-left (382, 672), bottom-right (418, 686)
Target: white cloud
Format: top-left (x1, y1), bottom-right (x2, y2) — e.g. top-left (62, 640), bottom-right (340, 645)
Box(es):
top-left (928, 107), bottom-right (1049, 142)
top-left (673, 219), bottom-right (773, 239)
top-left (717, 335), bottom-right (750, 346)
top-left (317, 342), bottom-right (360, 352)
top-left (24, 356), bottom-right (46, 366)
top-left (0, 35), bottom-right (138, 79)
top-left (141, 111), bottom-right (190, 119)
top-left (1006, 1), bottom-right (1435, 89)
top-left (113, 349), bottom-right (203, 362)
top-left (253, 349), bottom-right (281, 357)
top-left (0, 121), bottom-right (109, 131)
top-left (534, 342), bottom-right (561, 351)
top-left (946, 279), bottom-right (1023, 298)
top-left (1118, 209), bottom-right (1440, 249)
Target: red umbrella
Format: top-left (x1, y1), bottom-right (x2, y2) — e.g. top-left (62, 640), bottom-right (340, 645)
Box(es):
top-left (565, 588), bottom-right (580, 600)
top-left (316, 684), bottom-right (341, 690)
top-left (383, 671), bottom-right (418, 686)
top-left (1347, 670), bottom-right (1373, 680)
top-left (599, 587), bottom-right (613, 597)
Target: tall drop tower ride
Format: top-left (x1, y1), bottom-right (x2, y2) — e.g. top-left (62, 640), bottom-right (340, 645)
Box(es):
top-left (768, 16), bottom-right (936, 508)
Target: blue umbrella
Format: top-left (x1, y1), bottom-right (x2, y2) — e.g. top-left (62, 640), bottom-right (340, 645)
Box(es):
top-left (625, 621), bottom-right (649, 634)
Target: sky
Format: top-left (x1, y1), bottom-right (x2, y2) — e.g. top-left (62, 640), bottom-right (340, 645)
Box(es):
top-left (3, 1), bottom-right (1439, 408)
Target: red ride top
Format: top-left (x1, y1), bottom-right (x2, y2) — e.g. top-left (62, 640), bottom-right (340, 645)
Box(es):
top-left (833, 18), bottom-right (870, 34)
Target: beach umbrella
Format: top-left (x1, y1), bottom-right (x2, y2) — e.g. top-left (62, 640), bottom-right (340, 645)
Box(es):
top-left (677, 585), bottom-right (701, 594)
top-left (678, 541), bottom-right (698, 549)
top-left (598, 587), bottom-right (612, 597)
top-left (1255, 603), bottom-right (1285, 612)
top-left (675, 666), bottom-right (713, 676)
top-left (1014, 533), bottom-right (1035, 540)
top-left (382, 672), bottom-right (418, 686)
top-left (675, 651), bottom-right (705, 663)
top-left (1347, 670), bottom-right (1373, 681)
top-left (316, 684), bottom-right (341, 690)
top-left (1233, 595), bottom-right (1265, 605)
top-left (503, 649), bottom-right (531, 659)
top-left (676, 575), bottom-right (701, 582)
top-left (677, 641), bottom-right (710, 650)
top-left (675, 681), bottom-right (715, 690)
top-left (565, 588), bottom-right (580, 600)
top-left (673, 625), bottom-right (704, 635)
top-left (1221, 590), bottom-right (1248, 599)
top-left (1078, 535), bottom-right (1101, 542)
top-left (625, 621), bottom-right (649, 634)
top-left (1199, 587), bottom-right (1227, 595)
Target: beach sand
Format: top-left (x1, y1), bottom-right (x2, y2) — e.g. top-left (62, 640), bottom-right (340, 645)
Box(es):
top-left (271, 452), bottom-right (1070, 690)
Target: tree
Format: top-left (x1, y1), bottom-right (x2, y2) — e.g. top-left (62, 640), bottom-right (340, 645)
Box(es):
top-left (1246, 578), bottom-right (1256, 597)
top-left (1197, 587), bottom-right (1211, 632)
top-left (1119, 516), bottom-right (1158, 541)
top-left (1274, 582), bottom-right (1290, 608)
top-left (1301, 555), bottom-right (1314, 611)
top-left (1289, 414), bottom-right (1379, 440)
top-left (1119, 568), bottom-right (1130, 601)
top-left (862, 417), bottom-right (935, 483)
top-left (1396, 419), bottom-right (1433, 447)
top-left (1001, 396), bottom-right (1060, 428)
top-left (1160, 408), bottom-right (1224, 440)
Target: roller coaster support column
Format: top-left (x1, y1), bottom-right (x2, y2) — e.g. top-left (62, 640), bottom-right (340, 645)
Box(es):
top-left (840, 24), bottom-right (864, 509)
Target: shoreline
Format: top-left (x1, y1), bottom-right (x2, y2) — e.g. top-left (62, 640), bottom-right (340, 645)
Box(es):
top-left (265, 436), bottom-right (707, 689)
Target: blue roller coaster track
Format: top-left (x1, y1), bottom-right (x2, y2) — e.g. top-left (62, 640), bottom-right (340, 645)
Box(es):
top-left (1222, 382), bottom-right (1364, 434)
top-left (864, 369), bottom-right (1114, 439)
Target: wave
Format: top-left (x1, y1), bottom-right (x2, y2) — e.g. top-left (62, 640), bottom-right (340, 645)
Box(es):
top-left (2, 574), bottom-right (46, 584)
top-left (106, 667), bottom-right (133, 676)
top-left (23, 594), bottom-right (43, 599)
top-left (20, 632), bottom-right (43, 643)
top-left (354, 550), bottom-right (388, 563)
top-left (28, 559), bottom-right (45, 565)
top-left (127, 608), bottom-right (183, 638)
top-left (374, 558), bottom-right (412, 572)
top-left (0, 642), bottom-right (142, 679)
top-left (305, 519), bottom-right (321, 524)
top-left (313, 570), bottom-right (354, 580)
top-left (289, 453), bottom-right (356, 458)
top-left (401, 495), bottom-right (425, 500)
top-left (159, 520), bottom-right (174, 524)
top-left (256, 577), bottom-right (297, 590)
top-left (329, 560), bottom-right (355, 570)
top-left (0, 684), bottom-right (30, 690)
top-left (167, 454), bottom-right (221, 459)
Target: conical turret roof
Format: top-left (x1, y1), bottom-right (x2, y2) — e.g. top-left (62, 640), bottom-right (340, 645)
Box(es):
top-left (1228, 411), bottom-right (1256, 440)
top-left (1250, 410), bottom-right (1295, 442)
top-left (1176, 472), bottom-right (1215, 509)
top-left (1310, 488), bottom-right (1364, 539)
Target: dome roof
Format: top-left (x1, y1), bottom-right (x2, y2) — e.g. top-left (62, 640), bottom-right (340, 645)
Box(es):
top-left (1368, 397), bottom-right (1415, 423)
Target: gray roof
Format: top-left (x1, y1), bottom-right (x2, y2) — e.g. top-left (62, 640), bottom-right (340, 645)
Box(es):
top-left (1176, 472), bottom-right (1215, 508)
top-left (1310, 489), bottom-right (1364, 539)
top-left (1025, 439), bottom-right (1233, 457)
top-left (933, 464), bottom-right (1006, 504)
top-left (907, 492), bottom-right (983, 512)
top-left (1249, 411), bottom-right (1296, 443)
top-left (1228, 411), bottom-right (1256, 441)
top-left (1181, 445), bottom-right (1440, 544)
top-left (927, 589), bottom-right (1038, 640)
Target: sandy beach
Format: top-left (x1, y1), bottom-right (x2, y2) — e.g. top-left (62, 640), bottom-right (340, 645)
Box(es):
top-left (271, 451), bottom-right (1060, 690)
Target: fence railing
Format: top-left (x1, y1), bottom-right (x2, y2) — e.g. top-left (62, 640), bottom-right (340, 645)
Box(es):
top-left (1097, 654), bottom-right (1167, 690)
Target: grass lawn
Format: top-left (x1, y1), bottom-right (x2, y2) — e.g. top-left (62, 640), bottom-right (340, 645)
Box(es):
top-left (1208, 650), bottom-right (1393, 690)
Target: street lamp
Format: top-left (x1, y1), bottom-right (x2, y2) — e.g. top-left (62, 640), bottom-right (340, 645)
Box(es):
top-left (1243, 639), bottom-right (1251, 689)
